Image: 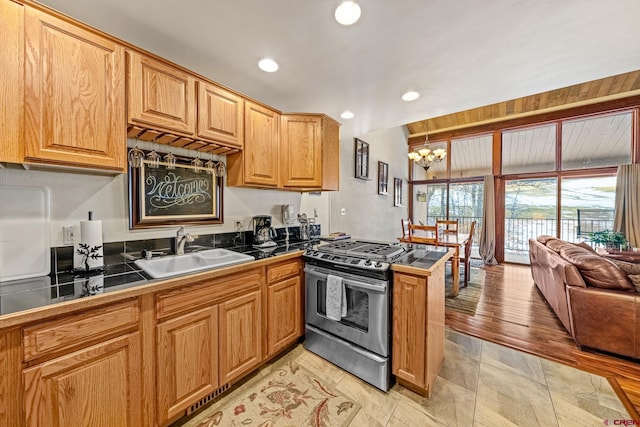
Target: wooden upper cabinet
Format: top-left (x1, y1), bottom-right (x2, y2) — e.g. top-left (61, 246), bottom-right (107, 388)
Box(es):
top-left (321, 117), bottom-right (340, 191)
top-left (127, 50), bottom-right (196, 136)
top-left (279, 113), bottom-right (340, 190)
top-left (197, 81), bottom-right (244, 147)
top-left (227, 101), bottom-right (280, 187)
top-left (0, 0), bottom-right (24, 164)
top-left (23, 6), bottom-right (126, 172)
top-left (281, 115), bottom-right (323, 188)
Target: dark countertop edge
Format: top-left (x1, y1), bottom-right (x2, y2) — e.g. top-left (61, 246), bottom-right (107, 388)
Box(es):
top-left (391, 247), bottom-right (454, 275)
top-left (0, 249), bottom-right (305, 330)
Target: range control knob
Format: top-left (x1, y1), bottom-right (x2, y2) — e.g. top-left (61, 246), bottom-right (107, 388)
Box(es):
top-left (375, 261), bottom-right (383, 268)
top-left (364, 259), bottom-right (372, 266)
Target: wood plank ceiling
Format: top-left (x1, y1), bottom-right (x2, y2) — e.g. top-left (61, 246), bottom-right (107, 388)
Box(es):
top-left (406, 70), bottom-right (640, 140)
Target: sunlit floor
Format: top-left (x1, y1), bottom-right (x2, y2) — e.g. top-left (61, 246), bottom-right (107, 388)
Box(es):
top-left (177, 329), bottom-right (627, 427)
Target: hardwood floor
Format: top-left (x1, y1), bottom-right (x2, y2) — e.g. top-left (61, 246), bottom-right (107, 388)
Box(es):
top-left (447, 262), bottom-right (640, 418)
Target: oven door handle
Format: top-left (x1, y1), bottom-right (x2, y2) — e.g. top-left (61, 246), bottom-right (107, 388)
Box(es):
top-left (304, 266), bottom-right (387, 292)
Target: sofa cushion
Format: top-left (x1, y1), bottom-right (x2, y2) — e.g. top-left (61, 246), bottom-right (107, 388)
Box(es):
top-left (558, 245), bottom-right (634, 291)
top-left (575, 241), bottom-right (597, 253)
top-left (611, 259), bottom-right (640, 275)
top-left (545, 238), bottom-right (569, 253)
top-left (537, 235), bottom-right (558, 245)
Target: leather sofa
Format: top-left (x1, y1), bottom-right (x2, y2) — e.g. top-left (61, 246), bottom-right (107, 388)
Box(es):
top-left (529, 235), bottom-right (640, 359)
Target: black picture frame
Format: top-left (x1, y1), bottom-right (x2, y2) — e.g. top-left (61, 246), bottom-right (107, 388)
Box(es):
top-left (394, 178), bottom-right (404, 207)
top-left (129, 159), bottom-right (223, 229)
top-left (354, 138), bottom-right (370, 179)
top-left (378, 161), bottom-right (389, 195)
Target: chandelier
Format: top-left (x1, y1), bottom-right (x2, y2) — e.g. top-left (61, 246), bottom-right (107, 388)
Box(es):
top-left (408, 147), bottom-right (446, 171)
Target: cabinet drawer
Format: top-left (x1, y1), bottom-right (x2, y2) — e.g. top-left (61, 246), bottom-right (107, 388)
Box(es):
top-left (267, 260), bottom-right (300, 284)
top-left (23, 299), bottom-right (139, 362)
top-left (156, 269), bottom-right (262, 319)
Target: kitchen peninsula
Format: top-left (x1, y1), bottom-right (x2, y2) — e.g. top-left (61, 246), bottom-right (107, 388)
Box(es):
top-left (391, 247), bottom-right (453, 397)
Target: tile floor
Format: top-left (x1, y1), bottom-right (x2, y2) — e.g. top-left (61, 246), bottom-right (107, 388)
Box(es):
top-left (178, 329), bottom-right (629, 427)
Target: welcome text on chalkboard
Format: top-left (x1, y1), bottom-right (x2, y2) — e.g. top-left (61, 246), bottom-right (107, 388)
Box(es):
top-left (129, 159), bottom-right (223, 229)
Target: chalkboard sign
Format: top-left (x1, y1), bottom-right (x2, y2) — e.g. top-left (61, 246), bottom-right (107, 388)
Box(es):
top-left (129, 159), bottom-right (223, 229)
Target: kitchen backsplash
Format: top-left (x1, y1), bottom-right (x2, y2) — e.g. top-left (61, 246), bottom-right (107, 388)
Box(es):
top-left (50, 225), bottom-right (320, 275)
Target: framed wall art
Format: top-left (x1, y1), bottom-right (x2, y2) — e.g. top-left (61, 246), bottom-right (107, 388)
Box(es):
top-left (378, 161), bottom-right (389, 195)
top-left (394, 178), bottom-right (404, 207)
top-left (354, 138), bottom-right (370, 179)
top-left (129, 159), bottom-right (223, 229)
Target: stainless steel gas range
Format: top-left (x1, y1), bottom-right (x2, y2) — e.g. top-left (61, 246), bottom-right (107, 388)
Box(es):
top-left (303, 240), bottom-right (410, 391)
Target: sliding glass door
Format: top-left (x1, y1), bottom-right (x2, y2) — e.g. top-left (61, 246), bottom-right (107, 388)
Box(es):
top-left (504, 178), bottom-right (557, 263)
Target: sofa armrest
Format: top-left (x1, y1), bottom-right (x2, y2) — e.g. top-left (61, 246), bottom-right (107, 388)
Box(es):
top-left (567, 286), bottom-right (638, 358)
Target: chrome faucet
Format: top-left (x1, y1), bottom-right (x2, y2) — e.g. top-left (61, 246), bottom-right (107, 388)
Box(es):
top-left (175, 226), bottom-right (195, 255)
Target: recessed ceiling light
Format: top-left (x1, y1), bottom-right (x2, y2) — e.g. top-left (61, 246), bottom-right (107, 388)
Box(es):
top-left (340, 111), bottom-right (355, 119)
top-left (402, 91), bottom-right (420, 102)
top-left (335, 1), bottom-right (361, 26)
top-left (258, 58), bottom-right (279, 72)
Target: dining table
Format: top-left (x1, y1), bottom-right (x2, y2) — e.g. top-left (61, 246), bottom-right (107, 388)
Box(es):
top-left (400, 232), bottom-right (469, 297)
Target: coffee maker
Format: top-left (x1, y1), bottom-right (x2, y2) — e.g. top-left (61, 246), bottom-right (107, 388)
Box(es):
top-left (252, 215), bottom-right (277, 248)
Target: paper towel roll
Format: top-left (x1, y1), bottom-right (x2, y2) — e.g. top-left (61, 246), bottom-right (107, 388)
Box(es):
top-left (73, 220), bottom-right (104, 271)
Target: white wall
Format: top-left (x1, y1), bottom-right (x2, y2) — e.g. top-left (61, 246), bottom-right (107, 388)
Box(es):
top-left (0, 164), bottom-right (329, 247)
top-left (329, 126), bottom-right (409, 242)
top-left (0, 128), bottom-right (408, 247)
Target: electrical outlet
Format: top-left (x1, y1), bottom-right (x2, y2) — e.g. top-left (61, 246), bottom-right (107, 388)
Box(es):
top-left (340, 208), bottom-right (346, 216)
top-left (234, 220), bottom-right (242, 231)
top-left (62, 226), bottom-right (74, 244)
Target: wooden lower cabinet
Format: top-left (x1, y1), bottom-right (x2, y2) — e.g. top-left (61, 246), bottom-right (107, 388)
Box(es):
top-left (156, 305), bottom-right (219, 424)
top-left (392, 268), bottom-right (445, 397)
top-left (219, 290), bottom-right (263, 384)
top-left (267, 276), bottom-right (302, 356)
top-left (23, 333), bottom-right (143, 427)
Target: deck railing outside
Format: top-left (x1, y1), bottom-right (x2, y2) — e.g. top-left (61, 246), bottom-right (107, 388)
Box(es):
top-left (425, 216), bottom-right (615, 253)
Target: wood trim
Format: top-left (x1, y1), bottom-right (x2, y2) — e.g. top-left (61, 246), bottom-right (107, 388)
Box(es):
top-left (0, 328), bottom-right (23, 427)
top-left (407, 70), bottom-right (640, 138)
top-left (139, 293), bottom-right (156, 427)
top-left (0, 0), bottom-right (24, 163)
top-left (23, 299), bottom-right (139, 362)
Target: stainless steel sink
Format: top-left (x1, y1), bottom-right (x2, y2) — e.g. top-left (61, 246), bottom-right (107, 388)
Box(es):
top-left (134, 248), bottom-right (255, 279)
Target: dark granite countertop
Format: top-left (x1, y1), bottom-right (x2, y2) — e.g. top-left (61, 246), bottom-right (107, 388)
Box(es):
top-left (0, 240), bottom-right (315, 316)
top-left (391, 246), bottom-right (453, 271)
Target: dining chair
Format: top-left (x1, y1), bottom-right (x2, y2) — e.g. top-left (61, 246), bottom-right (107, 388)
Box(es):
top-left (460, 221), bottom-right (477, 288)
top-left (408, 224), bottom-right (438, 246)
top-left (436, 219), bottom-right (459, 235)
top-left (399, 218), bottom-right (412, 243)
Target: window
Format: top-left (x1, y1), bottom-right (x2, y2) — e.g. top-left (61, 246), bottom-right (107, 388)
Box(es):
top-left (562, 111), bottom-right (632, 170)
top-left (502, 124), bottom-right (556, 174)
top-left (504, 178), bottom-right (557, 263)
top-left (560, 176), bottom-right (616, 242)
top-left (450, 135), bottom-right (492, 178)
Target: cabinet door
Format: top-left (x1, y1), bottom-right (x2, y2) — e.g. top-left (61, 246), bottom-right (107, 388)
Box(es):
top-left (219, 290), bottom-right (262, 384)
top-left (156, 306), bottom-right (218, 424)
top-left (23, 333), bottom-right (142, 427)
top-left (392, 272), bottom-right (426, 388)
top-left (321, 117), bottom-right (340, 191)
top-left (243, 102), bottom-right (280, 186)
top-left (127, 50), bottom-right (196, 135)
top-left (23, 7), bottom-right (126, 172)
top-left (0, 0), bottom-right (23, 164)
top-left (281, 115), bottom-right (323, 188)
top-left (197, 81), bottom-right (244, 147)
top-left (267, 276), bottom-right (302, 356)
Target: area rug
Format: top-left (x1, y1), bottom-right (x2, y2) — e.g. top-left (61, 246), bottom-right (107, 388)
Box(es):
top-left (445, 265), bottom-right (484, 316)
top-left (188, 361), bottom-right (361, 427)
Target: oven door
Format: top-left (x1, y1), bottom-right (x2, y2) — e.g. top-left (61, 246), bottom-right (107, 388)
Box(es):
top-left (304, 265), bottom-right (389, 357)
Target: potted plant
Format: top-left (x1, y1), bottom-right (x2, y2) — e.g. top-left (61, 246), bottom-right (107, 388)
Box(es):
top-left (589, 230), bottom-right (628, 250)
